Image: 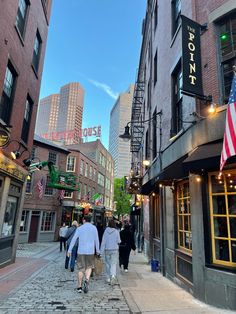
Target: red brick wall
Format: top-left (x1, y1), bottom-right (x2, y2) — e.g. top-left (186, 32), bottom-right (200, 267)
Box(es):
top-left (0, 0), bottom-right (52, 164)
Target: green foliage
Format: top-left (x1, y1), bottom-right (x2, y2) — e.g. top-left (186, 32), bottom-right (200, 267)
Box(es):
top-left (114, 177), bottom-right (131, 217)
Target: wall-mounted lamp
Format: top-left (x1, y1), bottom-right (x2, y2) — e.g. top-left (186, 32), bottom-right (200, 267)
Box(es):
top-left (119, 124), bottom-right (132, 142)
top-left (142, 159), bottom-right (150, 166)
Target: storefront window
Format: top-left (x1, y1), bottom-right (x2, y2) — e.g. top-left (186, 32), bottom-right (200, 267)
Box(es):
top-left (209, 171), bottom-right (236, 267)
top-left (1, 196), bottom-right (18, 237)
top-left (20, 210), bottom-right (29, 232)
top-left (177, 181), bottom-right (192, 252)
top-left (41, 211), bottom-right (55, 231)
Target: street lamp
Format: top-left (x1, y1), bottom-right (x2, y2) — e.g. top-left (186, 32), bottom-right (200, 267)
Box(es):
top-left (119, 123), bottom-right (132, 142)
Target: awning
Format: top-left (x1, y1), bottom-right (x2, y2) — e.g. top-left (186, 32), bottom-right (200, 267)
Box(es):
top-left (183, 142), bottom-right (222, 172)
top-left (158, 155), bottom-right (188, 181)
top-left (141, 155), bottom-right (188, 195)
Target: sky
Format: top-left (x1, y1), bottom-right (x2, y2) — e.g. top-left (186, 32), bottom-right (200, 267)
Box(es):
top-left (40, 0), bottom-right (147, 149)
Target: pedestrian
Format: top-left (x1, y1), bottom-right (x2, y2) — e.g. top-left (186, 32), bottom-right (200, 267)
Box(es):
top-left (59, 222), bottom-right (68, 252)
top-left (67, 215), bottom-right (100, 293)
top-left (119, 223), bottom-right (136, 272)
top-left (96, 219), bottom-right (104, 246)
top-left (100, 219), bottom-right (121, 285)
top-left (65, 220), bottom-right (79, 272)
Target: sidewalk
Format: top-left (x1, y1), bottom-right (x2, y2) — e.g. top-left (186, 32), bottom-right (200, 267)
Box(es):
top-left (118, 252), bottom-right (235, 314)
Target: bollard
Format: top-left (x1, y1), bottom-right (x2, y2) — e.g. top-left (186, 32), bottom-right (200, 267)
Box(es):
top-left (151, 259), bottom-right (159, 272)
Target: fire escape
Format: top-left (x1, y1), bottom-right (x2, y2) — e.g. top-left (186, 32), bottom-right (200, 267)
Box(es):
top-left (130, 71), bottom-right (145, 153)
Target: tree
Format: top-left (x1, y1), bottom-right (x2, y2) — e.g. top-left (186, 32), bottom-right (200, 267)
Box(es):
top-left (113, 177), bottom-right (131, 218)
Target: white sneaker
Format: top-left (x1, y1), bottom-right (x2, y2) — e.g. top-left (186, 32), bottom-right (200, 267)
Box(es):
top-left (110, 275), bottom-right (116, 285)
top-left (124, 269), bottom-right (128, 272)
top-left (106, 278), bottom-right (111, 284)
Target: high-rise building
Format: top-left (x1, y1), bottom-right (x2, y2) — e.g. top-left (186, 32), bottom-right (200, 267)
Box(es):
top-left (109, 85), bottom-right (134, 178)
top-left (36, 82), bottom-right (84, 144)
top-left (36, 94), bottom-right (60, 134)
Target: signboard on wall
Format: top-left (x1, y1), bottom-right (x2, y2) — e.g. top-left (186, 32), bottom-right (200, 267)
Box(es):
top-left (41, 126), bottom-right (101, 142)
top-left (0, 129), bottom-right (10, 147)
top-left (181, 15), bottom-right (203, 97)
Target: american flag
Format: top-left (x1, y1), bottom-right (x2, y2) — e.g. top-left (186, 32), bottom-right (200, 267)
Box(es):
top-left (58, 189), bottom-right (65, 201)
top-left (37, 177), bottom-right (45, 199)
top-left (220, 72), bottom-right (236, 171)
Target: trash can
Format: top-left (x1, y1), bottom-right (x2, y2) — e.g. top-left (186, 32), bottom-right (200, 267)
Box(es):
top-left (151, 259), bottom-right (159, 272)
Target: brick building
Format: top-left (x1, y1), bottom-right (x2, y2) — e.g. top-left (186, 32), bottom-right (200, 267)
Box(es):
top-left (126, 0), bottom-right (236, 310)
top-left (0, 0), bottom-right (52, 267)
top-left (60, 147), bottom-right (98, 224)
top-left (68, 140), bottom-right (115, 210)
top-left (19, 135), bottom-right (69, 243)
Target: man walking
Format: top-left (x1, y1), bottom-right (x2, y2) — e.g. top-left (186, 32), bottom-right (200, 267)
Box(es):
top-left (68, 215), bottom-right (100, 293)
top-left (59, 222), bottom-right (68, 252)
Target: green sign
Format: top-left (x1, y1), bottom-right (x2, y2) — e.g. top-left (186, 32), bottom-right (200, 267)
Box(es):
top-left (0, 129), bottom-right (10, 147)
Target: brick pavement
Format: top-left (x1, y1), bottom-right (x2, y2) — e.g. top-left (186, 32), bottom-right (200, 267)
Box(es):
top-left (0, 242), bottom-right (130, 314)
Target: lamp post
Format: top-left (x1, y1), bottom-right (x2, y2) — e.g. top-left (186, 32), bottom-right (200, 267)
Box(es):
top-left (120, 110), bottom-right (162, 254)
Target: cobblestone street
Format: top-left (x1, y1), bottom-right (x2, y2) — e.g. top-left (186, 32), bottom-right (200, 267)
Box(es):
top-left (0, 243), bottom-right (130, 314)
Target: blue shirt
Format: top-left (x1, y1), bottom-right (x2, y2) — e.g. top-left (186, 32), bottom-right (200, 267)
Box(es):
top-left (68, 222), bottom-right (100, 255)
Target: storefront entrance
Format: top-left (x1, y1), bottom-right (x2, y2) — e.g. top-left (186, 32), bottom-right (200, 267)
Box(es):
top-left (28, 211), bottom-right (40, 242)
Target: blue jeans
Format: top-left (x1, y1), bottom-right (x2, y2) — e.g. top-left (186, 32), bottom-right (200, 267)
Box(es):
top-left (104, 250), bottom-right (118, 279)
top-left (65, 244), bottom-right (77, 270)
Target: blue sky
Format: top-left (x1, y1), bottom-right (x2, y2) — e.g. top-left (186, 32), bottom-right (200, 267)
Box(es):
top-left (40, 0), bottom-right (146, 149)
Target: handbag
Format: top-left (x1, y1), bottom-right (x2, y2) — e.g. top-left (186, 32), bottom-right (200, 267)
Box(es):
top-left (94, 256), bottom-right (103, 275)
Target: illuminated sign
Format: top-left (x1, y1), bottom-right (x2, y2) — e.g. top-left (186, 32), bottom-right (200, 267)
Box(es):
top-left (0, 129), bottom-right (10, 147)
top-left (41, 126), bottom-right (101, 141)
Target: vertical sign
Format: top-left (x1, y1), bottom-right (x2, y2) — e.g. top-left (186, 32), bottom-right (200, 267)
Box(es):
top-left (182, 15), bottom-right (203, 97)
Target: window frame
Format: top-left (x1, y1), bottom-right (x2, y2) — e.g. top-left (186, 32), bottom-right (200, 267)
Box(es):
top-left (15, 0), bottom-right (29, 39)
top-left (66, 156), bottom-right (76, 172)
top-left (0, 62), bottom-right (17, 124)
top-left (32, 29), bottom-right (42, 73)
top-left (176, 180), bottom-right (192, 254)
top-left (171, 61), bottom-right (183, 136)
top-left (208, 170), bottom-right (236, 268)
top-left (218, 14), bottom-right (236, 104)
top-left (21, 95), bottom-right (33, 143)
top-left (41, 211), bottom-right (55, 231)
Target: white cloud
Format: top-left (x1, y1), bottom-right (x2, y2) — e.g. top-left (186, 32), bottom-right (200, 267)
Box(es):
top-left (88, 79), bottom-right (118, 100)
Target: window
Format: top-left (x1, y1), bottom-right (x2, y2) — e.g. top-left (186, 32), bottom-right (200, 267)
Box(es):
top-left (25, 174), bottom-right (33, 193)
top-left (152, 195), bottom-right (160, 238)
top-left (16, 0), bottom-right (29, 38)
top-left (44, 176), bottom-right (53, 196)
top-left (21, 96), bottom-right (33, 143)
top-left (219, 15), bottom-right (236, 103)
top-left (154, 50), bottom-right (157, 86)
top-left (172, 62), bottom-right (183, 135)
top-left (0, 62), bottom-right (17, 124)
top-left (20, 210), bottom-right (29, 232)
top-left (85, 163), bottom-right (88, 177)
top-left (208, 171), bottom-right (236, 267)
top-left (172, 0), bottom-right (181, 36)
top-left (177, 181), bottom-right (192, 253)
top-left (67, 156), bottom-right (76, 172)
top-left (93, 168), bottom-right (96, 181)
top-left (80, 160), bottom-right (84, 175)
top-left (90, 166), bottom-right (93, 179)
top-left (32, 30), bottom-right (42, 72)
top-left (145, 129), bottom-right (150, 162)
top-left (41, 211), bottom-right (55, 231)
top-left (154, 1), bottom-right (158, 30)
top-left (152, 109), bottom-right (157, 159)
top-left (48, 152), bottom-right (57, 165)
top-left (64, 191), bottom-right (73, 198)
top-left (1, 196), bottom-right (18, 237)
top-left (98, 173), bottom-right (105, 187)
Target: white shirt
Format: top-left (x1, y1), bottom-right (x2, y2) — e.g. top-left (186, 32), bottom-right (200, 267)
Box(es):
top-left (68, 222), bottom-right (100, 255)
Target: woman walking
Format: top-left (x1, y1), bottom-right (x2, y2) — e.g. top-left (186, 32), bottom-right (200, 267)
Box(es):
top-left (101, 219), bottom-right (120, 285)
top-left (119, 223), bottom-right (136, 272)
